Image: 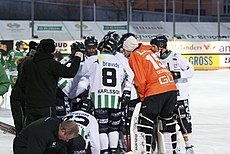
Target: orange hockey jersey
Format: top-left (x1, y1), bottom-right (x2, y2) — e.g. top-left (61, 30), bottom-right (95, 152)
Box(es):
top-left (128, 44), bottom-right (176, 101)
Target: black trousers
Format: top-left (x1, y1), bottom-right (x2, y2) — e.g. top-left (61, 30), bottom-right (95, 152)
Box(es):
top-left (25, 106), bottom-right (56, 126)
top-left (10, 97), bottom-right (25, 135)
top-left (139, 90), bottom-right (177, 152)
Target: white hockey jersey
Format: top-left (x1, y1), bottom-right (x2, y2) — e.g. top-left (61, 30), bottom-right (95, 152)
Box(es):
top-left (64, 111), bottom-right (100, 154)
top-left (58, 56), bottom-right (73, 97)
top-left (79, 53), bottom-right (132, 109)
top-left (58, 57), bottom-right (88, 99)
top-left (160, 50), bottom-right (194, 100)
top-left (115, 52), bottom-right (138, 100)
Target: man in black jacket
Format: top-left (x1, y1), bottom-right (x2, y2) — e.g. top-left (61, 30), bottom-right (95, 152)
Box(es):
top-left (19, 39), bottom-right (83, 125)
top-left (13, 117), bottom-right (79, 154)
top-left (10, 41), bottom-right (38, 135)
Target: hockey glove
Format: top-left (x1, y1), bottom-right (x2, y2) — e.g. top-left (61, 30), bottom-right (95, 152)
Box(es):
top-left (120, 90), bottom-right (131, 110)
top-left (78, 97), bottom-right (94, 113)
top-left (170, 71), bottom-right (181, 80)
top-left (71, 42), bottom-right (86, 57)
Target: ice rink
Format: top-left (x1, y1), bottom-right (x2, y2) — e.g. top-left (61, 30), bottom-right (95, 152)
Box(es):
top-left (0, 70), bottom-right (230, 154)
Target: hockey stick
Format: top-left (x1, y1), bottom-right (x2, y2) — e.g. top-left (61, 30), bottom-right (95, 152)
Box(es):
top-left (0, 121), bottom-right (16, 135)
top-left (124, 103), bottom-right (130, 152)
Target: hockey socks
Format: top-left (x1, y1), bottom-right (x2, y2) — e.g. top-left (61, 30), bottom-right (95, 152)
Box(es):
top-left (109, 131), bottom-right (119, 149)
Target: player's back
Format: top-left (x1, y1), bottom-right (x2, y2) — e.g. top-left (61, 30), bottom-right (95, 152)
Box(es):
top-left (64, 110), bottom-right (100, 154)
top-left (129, 44), bottom-right (177, 101)
top-left (82, 53), bottom-right (126, 109)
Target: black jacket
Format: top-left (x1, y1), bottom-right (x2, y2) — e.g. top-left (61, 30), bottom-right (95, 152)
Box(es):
top-left (13, 117), bottom-right (66, 154)
top-left (10, 57), bottom-right (26, 100)
top-left (19, 49), bottom-right (81, 108)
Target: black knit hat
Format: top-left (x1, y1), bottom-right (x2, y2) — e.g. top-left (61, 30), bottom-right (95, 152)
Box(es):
top-left (39, 39), bottom-right (56, 53)
top-left (29, 41), bottom-right (38, 50)
top-left (40, 39), bottom-right (54, 47)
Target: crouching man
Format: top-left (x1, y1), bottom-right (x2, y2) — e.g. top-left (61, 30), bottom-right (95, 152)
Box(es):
top-left (13, 117), bottom-right (78, 154)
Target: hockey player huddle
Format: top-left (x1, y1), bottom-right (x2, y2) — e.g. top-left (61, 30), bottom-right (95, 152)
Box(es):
top-left (12, 32), bottom-right (194, 154)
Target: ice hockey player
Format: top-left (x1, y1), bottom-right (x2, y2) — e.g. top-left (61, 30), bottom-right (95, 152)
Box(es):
top-left (0, 63), bottom-right (10, 96)
top-left (151, 35), bottom-right (194, 154)
top-left (84, 36), bottom-right (98, 57)
top-left (125, 35), bottom-right (177, 154)
top-left (116, 32), bottom-right (140, 152)
top-left (63, 97), bottom-right (100, 154)
top-left (56, 41), bottom-right (86, 116)
top-left (78, 34), bottom-right (132, 154)
top-left (5, 41), bottom-right (27, 87)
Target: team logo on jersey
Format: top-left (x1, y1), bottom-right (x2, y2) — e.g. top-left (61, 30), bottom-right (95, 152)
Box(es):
top-left (94, 56), bottom-right (105, 64)
top-left (102, 61), bottom-right (119, 68)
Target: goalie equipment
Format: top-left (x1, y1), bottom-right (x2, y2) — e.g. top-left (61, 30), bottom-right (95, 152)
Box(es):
top-left (158, 115), bottom-right (180, 154)
top-left (130, 102), bottom-right (146, 154)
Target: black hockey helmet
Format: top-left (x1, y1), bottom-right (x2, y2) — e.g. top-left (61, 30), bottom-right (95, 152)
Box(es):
top-left (84, 36), bottom-right (98, 48)
top-left (98, 31), bottom-right (120, 54)
top-left (102, 37), bottom-right (118, 54)
top-left (104, 31), bottom-right (120, 42)
top-left (155, 35), bottom-right (168, 49)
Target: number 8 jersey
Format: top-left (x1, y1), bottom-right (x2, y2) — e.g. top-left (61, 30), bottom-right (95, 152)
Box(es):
top-left (80, 53), bottom-right (132, 109)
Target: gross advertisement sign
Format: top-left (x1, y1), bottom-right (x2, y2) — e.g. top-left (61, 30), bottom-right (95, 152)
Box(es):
top-left (183, 54), bottom-right (219, 69)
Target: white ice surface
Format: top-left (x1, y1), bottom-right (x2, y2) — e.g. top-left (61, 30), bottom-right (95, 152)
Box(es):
top-left (0, 70), bottom-right (230, 154)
